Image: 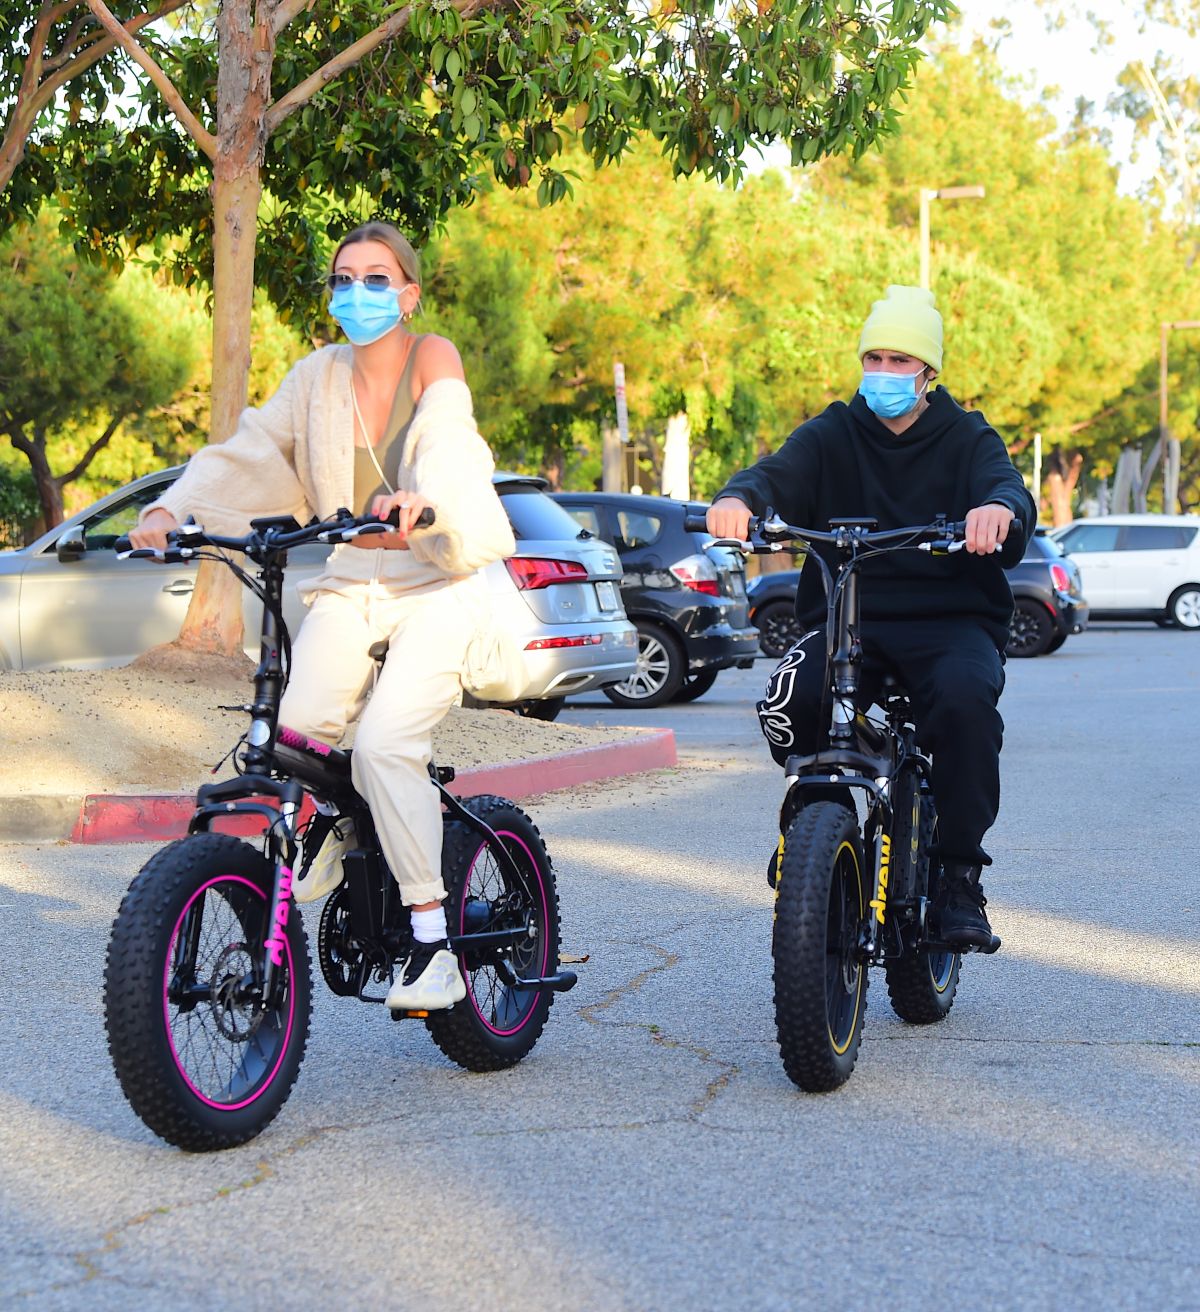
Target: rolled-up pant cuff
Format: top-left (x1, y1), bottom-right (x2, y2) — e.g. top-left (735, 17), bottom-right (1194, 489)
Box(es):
top-left (399, 878), bottom-right (448, 907)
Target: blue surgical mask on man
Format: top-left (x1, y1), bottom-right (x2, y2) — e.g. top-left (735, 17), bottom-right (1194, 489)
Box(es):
top-left (329, 280), bottom-right (406, 346)
top-left (859, 368), bottom-right (930, 420)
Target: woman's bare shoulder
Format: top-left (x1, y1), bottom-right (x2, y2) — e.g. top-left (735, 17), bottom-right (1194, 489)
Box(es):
top-left (414, 334), bottom-right (466, 387)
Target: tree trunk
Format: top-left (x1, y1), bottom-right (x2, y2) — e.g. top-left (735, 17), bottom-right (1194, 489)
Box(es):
top-left (174, 0), bottom-right (271, 657)
top-left (661, 411), bottom-right (690, 500)
top-left (1045, 448), bottom-right (1083, 526)
top-left (10, 427), bottom-right (64, 529)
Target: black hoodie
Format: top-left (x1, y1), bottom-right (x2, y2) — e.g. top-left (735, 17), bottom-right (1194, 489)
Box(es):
top-left (716, 388), bottom-right (1036, 647)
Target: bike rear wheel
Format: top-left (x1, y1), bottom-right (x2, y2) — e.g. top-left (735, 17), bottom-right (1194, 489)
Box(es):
top-left (103, 833), bottom-right (312, 1151)
top-left (884, 781), bottom-right (961, 1023)
top-left (427, 796), bottom-right (560, 1070)
top-left (772, 802), bottom-right (868, 1091)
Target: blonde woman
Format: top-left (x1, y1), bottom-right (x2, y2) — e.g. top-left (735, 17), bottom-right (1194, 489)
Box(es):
top-left (130, 222), bottom-right (516, 1012)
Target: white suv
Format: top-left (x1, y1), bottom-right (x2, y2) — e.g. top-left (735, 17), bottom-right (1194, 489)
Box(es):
top-left (1051, 514), bottom-right (1200, 629)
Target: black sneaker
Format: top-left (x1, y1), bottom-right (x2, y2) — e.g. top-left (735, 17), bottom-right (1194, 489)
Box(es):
top-left (936, 862), bottom-right (995, 949)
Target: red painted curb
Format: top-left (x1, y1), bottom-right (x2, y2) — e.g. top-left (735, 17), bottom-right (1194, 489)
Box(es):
top-left (68, 728), bottom-right (676, 844)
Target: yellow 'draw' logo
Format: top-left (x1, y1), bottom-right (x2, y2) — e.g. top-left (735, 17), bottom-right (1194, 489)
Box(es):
top-left (869, 834), bottom-right (891, 924)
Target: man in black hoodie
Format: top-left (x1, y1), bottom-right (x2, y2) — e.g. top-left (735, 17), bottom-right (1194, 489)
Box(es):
top-left (709, 285), bottom-right (1035, 948)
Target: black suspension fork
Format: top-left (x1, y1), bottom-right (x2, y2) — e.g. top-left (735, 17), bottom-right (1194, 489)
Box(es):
top-left (828, 553), bottom-right (861, 747)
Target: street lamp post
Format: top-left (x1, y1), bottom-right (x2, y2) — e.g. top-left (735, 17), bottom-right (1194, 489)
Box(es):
top-left (1160, 319), bottom-right (1200, 514)
top-left (919, 185), bottom-right (986, 290)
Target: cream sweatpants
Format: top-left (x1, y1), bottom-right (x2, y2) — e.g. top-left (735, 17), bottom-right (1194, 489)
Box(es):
top-left (279, 549), bottom-right (485, 905)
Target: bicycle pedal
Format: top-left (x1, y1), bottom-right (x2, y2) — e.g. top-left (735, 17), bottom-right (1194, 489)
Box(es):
top-left (390, 1008), bottom-right (433, 1022)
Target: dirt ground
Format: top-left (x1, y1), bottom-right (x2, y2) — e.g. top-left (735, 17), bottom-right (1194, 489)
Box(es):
top-left (0, 661), bottom-right (639, 797)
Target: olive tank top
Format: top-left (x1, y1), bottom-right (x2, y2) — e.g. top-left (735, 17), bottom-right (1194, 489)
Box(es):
top-left (353, 336), bottom-right (424, 514)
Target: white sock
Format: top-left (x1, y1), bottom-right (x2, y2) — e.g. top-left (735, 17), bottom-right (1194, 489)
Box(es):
top-left (410, 906), bottom-right (447, 945)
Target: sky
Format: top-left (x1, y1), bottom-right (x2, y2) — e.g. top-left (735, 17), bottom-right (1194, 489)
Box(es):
top-left (951, 0), bottom-right (1200, 191)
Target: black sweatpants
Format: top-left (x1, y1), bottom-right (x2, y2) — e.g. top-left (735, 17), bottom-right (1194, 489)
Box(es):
top-left (757, 617), bottom-right (1006, 867)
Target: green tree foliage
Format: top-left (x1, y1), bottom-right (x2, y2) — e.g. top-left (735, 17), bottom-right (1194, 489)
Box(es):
top-left (0, 210), bottom-right (198, 529)
top-left (807, 43), bottom-right (1193, 515)
top-left (418, 146), bottom-right (1061, 497)
top-left (1, 0), bottom-right (954, 654)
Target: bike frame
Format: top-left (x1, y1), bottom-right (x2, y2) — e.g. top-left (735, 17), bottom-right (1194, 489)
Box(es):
top-left (120, 510), bottom-right (573, 1008)
top-left (704, 511), bottom-right (966, 963)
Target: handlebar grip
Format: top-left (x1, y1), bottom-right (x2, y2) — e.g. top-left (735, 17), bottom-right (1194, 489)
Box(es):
top-left (380, 506), bottom-right (437, 529)
top-left (114, 535), bottom-right (132, 554)
top-left (683, 514), bottom-right (709, 533)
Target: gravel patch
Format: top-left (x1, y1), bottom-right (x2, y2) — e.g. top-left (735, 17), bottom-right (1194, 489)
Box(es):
top-left (0, 666), bottom-right (640, 797)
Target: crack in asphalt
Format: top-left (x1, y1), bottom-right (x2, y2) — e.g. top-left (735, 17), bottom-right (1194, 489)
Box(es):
top-left (578, 936), bottom-right (741, 1117)
top-left (14, 937), bottom-right (741, 1300)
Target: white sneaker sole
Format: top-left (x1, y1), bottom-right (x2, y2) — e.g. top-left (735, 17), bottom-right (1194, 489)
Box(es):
top-left (386, 949), bottom-right (468, 1011)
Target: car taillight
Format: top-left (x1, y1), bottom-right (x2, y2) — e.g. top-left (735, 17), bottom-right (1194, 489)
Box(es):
top-left (505, 557), bottom-right (589, 590)
top-left (1050, 563), bottom-right (1071, 592)
top-left (525, 635), bottom-right (604, 649)
top-left (669, 553), bottom-right (720, 595)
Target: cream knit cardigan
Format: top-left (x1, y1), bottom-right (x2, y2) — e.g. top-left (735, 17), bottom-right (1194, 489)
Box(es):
top-left (144, 344), bottom-right (515, 577)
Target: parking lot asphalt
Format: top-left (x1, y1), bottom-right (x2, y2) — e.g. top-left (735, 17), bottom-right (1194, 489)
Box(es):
top-left (1, 624), bottom-right (1197, 1310)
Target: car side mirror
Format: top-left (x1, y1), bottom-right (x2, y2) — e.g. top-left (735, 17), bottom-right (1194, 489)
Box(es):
top-left (55, 526), bottom-right (87, 562)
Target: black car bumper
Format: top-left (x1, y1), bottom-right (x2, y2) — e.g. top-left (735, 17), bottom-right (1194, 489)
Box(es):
top-left (685, 624), bottom-right (761, 672)
top-left (1060, 596), bottom-right (1089, 634)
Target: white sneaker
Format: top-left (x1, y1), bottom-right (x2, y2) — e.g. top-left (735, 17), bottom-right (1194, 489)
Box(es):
top-left (385, 943), bottom-right (467, 1011)
top-left (292, 815), bottom-right (354, 904)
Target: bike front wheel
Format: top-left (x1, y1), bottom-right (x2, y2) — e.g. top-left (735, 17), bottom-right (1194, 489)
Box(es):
top-left (772, 801), bottom-right (868, 1092)
top-left (103, 833), bottom-right (312, 1151)
top-left (428, 796), bottom-right (561, 1071)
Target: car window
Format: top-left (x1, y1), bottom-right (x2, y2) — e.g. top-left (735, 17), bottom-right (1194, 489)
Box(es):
top-left (1025, 534), bottom-right (1064, 561)
top-left (615, 509), bottom-right (662, 549)
top-left (1058, 523), bottom-right (1120, 553)
top-left (560, 505), bottom-right (602, 539)
top-left (499, 486), bottom-right (586, 541)
top-left (80, 484), bottom-right (170, 551)
top-left (1119, 525), bottom-right (1194, 550)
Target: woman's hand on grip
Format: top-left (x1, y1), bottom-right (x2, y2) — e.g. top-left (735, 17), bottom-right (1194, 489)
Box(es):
top-left (128, 508), bottom-right (180, 556)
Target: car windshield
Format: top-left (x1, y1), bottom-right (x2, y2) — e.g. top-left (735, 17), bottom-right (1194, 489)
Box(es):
top-left (499, 486), bottom-right (587, 541)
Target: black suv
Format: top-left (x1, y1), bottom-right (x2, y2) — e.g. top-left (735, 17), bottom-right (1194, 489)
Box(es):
top-left (746, 528), bottom-right (1089, 661)
top-left (552, 492), bottom-right (759, 706)
top-left (1005, 529), bottom-right (1089, 656)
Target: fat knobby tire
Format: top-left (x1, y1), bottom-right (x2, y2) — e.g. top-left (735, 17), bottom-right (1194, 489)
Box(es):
top-left (884, 783), bottom-right (961, 1024)
top-left (103, 833), bottom-right (312, 1151)
top-left (426, 796), bottom-right (560, 1072)
top-left (773, 802), bottom-right (868, 1092)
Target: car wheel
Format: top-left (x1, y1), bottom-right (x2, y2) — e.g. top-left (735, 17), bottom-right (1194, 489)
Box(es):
top-left (1045, 632), bottom-right (1068, 654)
top-left (460, 693), bottom-right (565, 721)
top-left (511, 697), bottom-right (566, 722)
top-left (1006, 599), bottom-right (1054, 658)
top-left (1168, 585), bottom-right (1200, 630)
top-left (671, 669), bottom-right (720, 703)
top-left (754, 599), bottom-right (801, 659)
top-left (603, 621), bottom-right (685, 708)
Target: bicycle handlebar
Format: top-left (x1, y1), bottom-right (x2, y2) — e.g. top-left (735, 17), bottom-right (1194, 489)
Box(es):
top-left (684, 509), bottom-right (979, 554)
top-left (114, 505), bottom-right (436, 561)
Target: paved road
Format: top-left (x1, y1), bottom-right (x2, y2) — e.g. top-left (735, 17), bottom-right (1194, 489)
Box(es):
top-left (2, 624), bottom-right (1197, 1310)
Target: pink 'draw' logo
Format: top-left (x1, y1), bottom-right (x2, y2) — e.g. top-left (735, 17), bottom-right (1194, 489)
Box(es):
top-left (278, 725), bottom-right (332, 757)
top-left (265, 866), bottom-right (293, 967)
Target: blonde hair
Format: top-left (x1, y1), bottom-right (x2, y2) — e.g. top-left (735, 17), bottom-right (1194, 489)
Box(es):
top-left (330, 222), bottom-right (422, 288)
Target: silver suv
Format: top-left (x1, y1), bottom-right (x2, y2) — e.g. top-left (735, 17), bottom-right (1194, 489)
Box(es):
top-left (0, 468), bottom-right (638, 715)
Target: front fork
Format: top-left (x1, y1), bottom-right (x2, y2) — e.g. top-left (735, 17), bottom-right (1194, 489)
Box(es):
top-left (863, 774), bottom-right (892, 957)
top-left (261, 796), bottom-right (302, 1005)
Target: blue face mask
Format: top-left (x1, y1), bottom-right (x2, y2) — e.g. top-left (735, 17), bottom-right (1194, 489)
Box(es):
top-left (859, 369), bottom-right (929, 420)
top-left (329, 281), bottom-right (404, 346)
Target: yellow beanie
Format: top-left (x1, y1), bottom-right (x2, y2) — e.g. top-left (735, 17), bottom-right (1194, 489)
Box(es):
top-left (857, 285), bottom-right (943, 373)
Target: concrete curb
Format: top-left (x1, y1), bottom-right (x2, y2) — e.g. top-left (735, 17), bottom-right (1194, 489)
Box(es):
top-left (0, 728), bottom-right (677, 845)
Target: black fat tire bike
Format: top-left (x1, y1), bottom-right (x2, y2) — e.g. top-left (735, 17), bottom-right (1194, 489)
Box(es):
top-left (692, 511), bottom-right (999, 1093)
top-left (102, 509), bottom-right (575, 1152)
